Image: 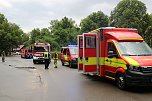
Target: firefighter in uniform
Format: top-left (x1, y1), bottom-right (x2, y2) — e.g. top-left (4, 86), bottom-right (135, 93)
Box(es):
top-left (54, 51), bottom-right (58, 68)
top-left (1, 51), bottom-right (5, 62)
top-left (44, 52), bottom-right (50, 69)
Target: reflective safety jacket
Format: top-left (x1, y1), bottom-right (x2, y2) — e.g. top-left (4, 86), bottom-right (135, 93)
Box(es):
top-left (54, 53), bottom-right (58, 60)
top-left (44, 52), bottom-right (50, 59)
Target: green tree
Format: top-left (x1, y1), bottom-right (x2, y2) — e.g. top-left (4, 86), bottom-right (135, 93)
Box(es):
top-left (144, 26), bottom-right (152, 47)
top-left (109, 0), bottom-right (149, 36)
top-left (0, 13), bottom-right (8, 52)
top-left (21, 33), bottom-right (30, 46)
top-left (80, 11), bottom-right (109, 33)
top-left (30, 28), bottom-right (41, 43)
top-left (149, 13), bottom-right (152, 26)
top-left (49, 17), bottom-right (79, 50)
top-left (29, 27), bottom-right (61, 51)
top-left (0, 13), bottom-right (25, 54)
top-left (40, 28), bottom-right (51, 36)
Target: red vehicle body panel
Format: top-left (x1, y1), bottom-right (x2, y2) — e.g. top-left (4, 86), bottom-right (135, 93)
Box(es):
top-left (78, 27), bottom-right (151, 77)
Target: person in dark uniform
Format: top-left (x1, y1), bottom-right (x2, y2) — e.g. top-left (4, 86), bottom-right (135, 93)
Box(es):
top-left (1, 51), bottom-right (5, 62)
top-left (44, 52), bottom-right (51, 69)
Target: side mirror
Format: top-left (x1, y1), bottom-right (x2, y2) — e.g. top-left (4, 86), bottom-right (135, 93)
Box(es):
top-left (108, 51), bottom-right (119, 58)
top-left (108, 51), bottom-right (114, 58)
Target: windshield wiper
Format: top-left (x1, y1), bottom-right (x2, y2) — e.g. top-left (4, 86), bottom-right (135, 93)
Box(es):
top-left (122, 54), bottom-right (139, 56)
top-left (122, 54), bottom-right (132, 56)
top-left (137, 54), bottom-right (152, 56)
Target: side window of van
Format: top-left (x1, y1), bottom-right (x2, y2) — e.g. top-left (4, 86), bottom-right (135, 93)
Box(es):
top-left (85, 36), bottom-right (96, 48)
top-left (67, 49), bottom-right (70, 56)
top-left (63, 49), bottom-right (66, 55)
top-left (80, 38), bottom-right (83, 48)
top-left (108, 42), bottom-right (118, 55)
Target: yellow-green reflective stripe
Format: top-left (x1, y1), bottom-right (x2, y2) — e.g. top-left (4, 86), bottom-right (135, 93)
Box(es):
top-left (99, 57), bottom-right (104, 65)
top-left (104, 57), bottom-right (119, 68)
top-left (99, 57), bottom-right (126, 65)
top-left (123, 56), bottom-right (139, 66)
top-left (99, 57), bottom-right (127, 69)
top-left (84, 57), bottom-right (96, 65)
top-left (44, 52), bottom-right (48, 59)
top-left (105, 75), bottom-right (115, 80)
top-left (80, 56), bottom-right (127, 69)
top-left (78, 58), bottom-right (83, 64)
top-left (117, 63), bottom-right (127, 70)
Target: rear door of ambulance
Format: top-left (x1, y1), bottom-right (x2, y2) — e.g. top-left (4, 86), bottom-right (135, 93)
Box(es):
top-left (78, 35), bottom-right (83, 71)
top-left (83, 33), bottom-right (98, 73)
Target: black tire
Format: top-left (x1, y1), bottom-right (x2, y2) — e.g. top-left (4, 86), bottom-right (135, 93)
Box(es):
top-left (61, 60), bottom-right (64, 66)
top-left (116, 73), bottom-right (127, 90)
top-left (25, 55), bottom-right (28, 59)
top-left (33, 60), bottom-right (37, 64)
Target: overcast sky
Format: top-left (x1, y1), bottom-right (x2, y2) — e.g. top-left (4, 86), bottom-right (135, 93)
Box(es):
top-left (0, 0), bottom-right (152, 33)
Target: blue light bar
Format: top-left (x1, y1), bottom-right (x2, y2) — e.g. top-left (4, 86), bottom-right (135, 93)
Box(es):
top-left (68, 45), bottom-right (77, 47)
top-left (68, 43), bottom-right (77, 47)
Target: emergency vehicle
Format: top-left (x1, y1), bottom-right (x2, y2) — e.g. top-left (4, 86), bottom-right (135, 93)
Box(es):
top-left (60, 45), bottom-right (78, 68)
top-left (20, 47), bottom-right (33, 59)
top-left (78, 27), bottom-right (152, 89)
top-left (33, 42), bottom-right (51, 64)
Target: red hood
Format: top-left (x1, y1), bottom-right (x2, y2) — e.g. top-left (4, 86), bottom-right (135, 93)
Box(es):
top-left (125, 56), bottom-right (152, 66)
top-left (34, 52), bottom-right (44, 54)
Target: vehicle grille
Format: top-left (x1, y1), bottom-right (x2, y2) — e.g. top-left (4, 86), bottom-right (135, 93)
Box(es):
top-left (141, 66), bottom-right (152, 73)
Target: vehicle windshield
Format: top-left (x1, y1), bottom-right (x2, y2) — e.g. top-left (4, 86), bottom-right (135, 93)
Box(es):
top-left (116, 42), bottom-right (152, 56)
top-left (34, 46), bottom-right (49, 52)
top-left (69, 47), bottom-right (78, 55)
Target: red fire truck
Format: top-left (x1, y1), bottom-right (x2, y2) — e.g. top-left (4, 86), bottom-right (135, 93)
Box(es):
top-left (20, 47), bottom-right (33, 59)
top-left (78, 27), bottom-right (152, 89)
top-left (33, 42), bottom-right (51, 64)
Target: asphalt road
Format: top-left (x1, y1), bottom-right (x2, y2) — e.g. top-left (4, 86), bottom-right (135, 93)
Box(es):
top-left (1, 55), bottom-right (152, 101)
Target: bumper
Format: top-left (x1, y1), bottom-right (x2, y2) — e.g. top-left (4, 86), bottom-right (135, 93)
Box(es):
top-left (125, 70), bottom-right (152, 86)
top-left (71, 60), bottom-right (78, 65)
top-left (33, 57), bottom-right (44, 61)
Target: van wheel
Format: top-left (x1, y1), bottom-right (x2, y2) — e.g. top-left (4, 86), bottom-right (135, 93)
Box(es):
top-left (33, 60), bottom-right (36, 64)
top-left (61, 60), bottom-right (64, 66)
top-left (116, 73), bottom-right (126, 90)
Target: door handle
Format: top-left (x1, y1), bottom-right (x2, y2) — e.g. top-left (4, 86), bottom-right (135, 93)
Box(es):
top-left (106, 59), bottom-right (112, 64)
top-left (106, 59), bottom-right (108, 62)
top-left (80, 57), bottom-right (82, 60)
top-left (85, 57), bottom-right (88, 61)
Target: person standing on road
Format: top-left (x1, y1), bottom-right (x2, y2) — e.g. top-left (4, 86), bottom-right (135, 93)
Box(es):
top-left (1, 51), bottom-right (6, 62)
top-left (54, 51), bottom-right (58, 68)
top-left (44, 52), bottom-right (51, 69)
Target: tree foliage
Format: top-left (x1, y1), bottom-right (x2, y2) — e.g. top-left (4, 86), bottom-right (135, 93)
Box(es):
top-left (29, 17), bottom-right (79, 51)
top-left (0, 13), bottom-right (28, 55)
top-left (144, 26), bottom-right (152, 47)
top-left (149, 14), bottom-right (152, 26)
top-left (144, 14), bottom-right (152, 47)
top-left (109, 0), bottom-right (150, 36)
top-left (80, 11), bottom-right (109, 33)
top-left (49, 17), bottom-right (79, 50)
top-left (1, 0), bottom-right (152, 53)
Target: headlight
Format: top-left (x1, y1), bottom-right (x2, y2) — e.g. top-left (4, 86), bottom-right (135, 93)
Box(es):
top-left (127, 65), bottom-right (141, 72)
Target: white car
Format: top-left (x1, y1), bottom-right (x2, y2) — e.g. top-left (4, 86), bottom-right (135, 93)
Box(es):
top-left (15, 52), bottom-right (20, 55)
